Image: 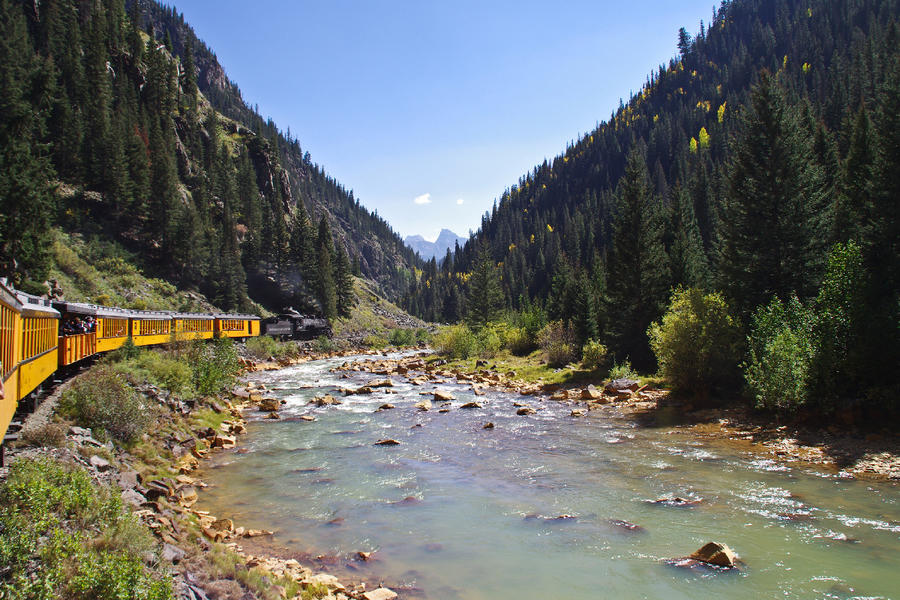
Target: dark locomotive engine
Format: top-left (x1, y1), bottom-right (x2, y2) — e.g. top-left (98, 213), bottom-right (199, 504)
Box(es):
top-left (261, 308), bottom-right (331, 340)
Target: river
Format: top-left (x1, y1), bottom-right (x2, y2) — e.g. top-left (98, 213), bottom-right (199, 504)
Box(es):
top-left (198, 353), bottom-right (899, 599)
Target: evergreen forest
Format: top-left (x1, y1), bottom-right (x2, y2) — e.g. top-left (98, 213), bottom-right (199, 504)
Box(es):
top-left (405, 0), bottom-right (900, 419)
top-left (0, 0), bottom-right (420, 317)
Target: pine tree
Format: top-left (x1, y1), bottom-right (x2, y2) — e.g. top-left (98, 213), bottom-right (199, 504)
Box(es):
top-left (181, 38), bottom-right (198, 114)
top-left (572, 272), bottom-right (599, 349)
top-left (466, 245), bottom-right (503, 329)
top-left (316, 216), bottom-right (338, 320)
top-left (716, 71), bottom-right (826, 319)
top-left (0, 0), bottom-right (55, 290)
top-left (333, 241), bottom-right (354, 317)
top-left (833, 105), bottom-right (873, 243)
top-left (605, 149), bottom-right (670, 370)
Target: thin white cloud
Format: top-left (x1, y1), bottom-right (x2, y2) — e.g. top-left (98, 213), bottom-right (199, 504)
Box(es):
top-left (456, 198), bottom-right (465, 205)
top-left (414, 193), bottom-right (432, 205)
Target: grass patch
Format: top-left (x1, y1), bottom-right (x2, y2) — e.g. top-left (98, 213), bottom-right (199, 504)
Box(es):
top-left (0, 457), bottom-right (172, 600)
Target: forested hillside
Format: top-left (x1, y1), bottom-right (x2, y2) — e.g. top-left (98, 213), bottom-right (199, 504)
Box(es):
top-left (0, 0), bottom-right (419, 317)
top-left (410, 0), bottom-right (899, 417)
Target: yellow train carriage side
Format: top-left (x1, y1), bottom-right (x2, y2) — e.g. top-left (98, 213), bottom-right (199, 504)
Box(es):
top-left (214, 314), bottom-right (260, 339)
top-left (0, 283), bottom-right (23, 441)
top-left (16, 292), bottom-right (59, 405)
top-left (96, 307), bottom-right (134, 353)
top-left (131, 312), bottom-right (174, 346)
top-left (173, 314), bottom-right (215, 342)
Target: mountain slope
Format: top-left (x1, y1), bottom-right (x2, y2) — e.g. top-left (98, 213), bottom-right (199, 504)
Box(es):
top-left (0, 0), bottom-right (419, 315)
top-left (409, 0), bottom-right (900, 319)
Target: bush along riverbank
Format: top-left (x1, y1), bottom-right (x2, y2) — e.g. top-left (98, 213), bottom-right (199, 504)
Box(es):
top-left (0, 339), bottom-right (397, 600)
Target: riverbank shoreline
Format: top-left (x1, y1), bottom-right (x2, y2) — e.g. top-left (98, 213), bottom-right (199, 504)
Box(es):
top-left (2, 345), bottom-right (404, 600)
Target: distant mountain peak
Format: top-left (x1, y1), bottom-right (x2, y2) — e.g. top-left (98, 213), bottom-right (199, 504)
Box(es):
top-left (405, 229), bottom-right (466, 261)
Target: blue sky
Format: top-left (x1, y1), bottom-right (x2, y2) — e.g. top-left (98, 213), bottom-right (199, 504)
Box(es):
top-left (172, 0), bottom-right (715, 241)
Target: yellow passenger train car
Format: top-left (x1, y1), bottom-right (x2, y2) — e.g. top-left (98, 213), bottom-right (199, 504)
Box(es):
top-left (0, 282), bottom-right (59, 440)
top-left (173, 314), bottom-right (215, 341)
top-left (53, 301), bottom-right (138, 366)
top-left (131, 311), bottom-right (174, 346)
top-left (214, 314), bottom-right (260, 339)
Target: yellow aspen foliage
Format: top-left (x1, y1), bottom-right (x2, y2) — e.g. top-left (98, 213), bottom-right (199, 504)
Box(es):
top-left (802, 62), bottom-right (811, 73)
top-left (530, 234), bottom-right (535, 244)
top-left (425, 279), bottom-right (431, 289)
top-left (718, 102), bottom-right (727, 123)
top-left (546, 224), bottom-right (554, 233)
top-left (807, 7), bottom-right (812, 17)
top-left (689, 137), bottom-right (699, 154)
top-left (653, 114), bottom-right (659, 123)
top-left (508, 243), bottom-right (516, 251)
top-left (716, 84), bottom-right (723, 94)
top-left (783, 55), bottom-right (789, 69)
top-left (698, 127), bottom-right (710, 149)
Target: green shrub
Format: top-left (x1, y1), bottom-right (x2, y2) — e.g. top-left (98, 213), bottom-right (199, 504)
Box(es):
top-left (538, 321), bottom-right (577, 367)
top-left (580, 340), bottom-right (608, 370)
top-left (434, 324), bottom-right (479, 359)
top-left (504, 326), bottom-right (533, 356)
top-left (59, 366), bottom-right (151, 443)
top-left (647, 288), bottom-right (743, 397)
top-left (314, 335), bottom-right (336, 353)
top-left (190, 338), bottom-right (240, 396)
top-left (105, 337), bottom-right (141, 363)
top-left (245, 336), bottom-right (299, 361)
top-left (20, 423), bottom-right (67, 448)
top-left (0, 457), bottom-right (171, 600)
top-left (137, 352), bottom-right (194, 396)
top-left (608, 360), bottom-right (639, 381)
top-left (388, 328), bottom-right (417, 347)
top-left (415, 328), bottom-right (432, 344)
top-left (745, 295), bottom-right (815, 413)
top-left (476, 323), bottom-right (505, 358)
top-left (362, 334), bottom-right (388, 349)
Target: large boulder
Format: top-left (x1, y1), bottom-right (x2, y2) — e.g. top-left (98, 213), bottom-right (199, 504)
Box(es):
top-left (433, 390), bottom-right (455, 402)
top-left (363, 589), bottom-right (398, 600)
top-left (414, 399), bottom-right (432, 411)
top-left (581, 385), bottom-right (602, 400)
top-left (690, 542), bottom-right (739, 568)
top-left (368, 379), bottom-right (394, 388)
top-left (605, 378), bottom-right (640, 393)
top-left (258, 398), bottom-right (281, 412)
top-left (312, 394), bottom-right (342, 406)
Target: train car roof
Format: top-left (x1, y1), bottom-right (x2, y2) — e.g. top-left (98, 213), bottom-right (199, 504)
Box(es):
top-left (173, 313), bottom-right (214, 320)
top-left (0, 280), bottom-right (23, 310)
top-left (213, 313), bottom-right (261, 321)
top-left (52, 301), bottom-right (138, 319)
top-left (16, 291), bottom-right (59, 318)
top-left (130, 310), bottom-right (174, 321)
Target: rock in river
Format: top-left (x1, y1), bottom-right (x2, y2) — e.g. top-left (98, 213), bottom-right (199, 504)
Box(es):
top-left (690, 542), bottom-right (739, 568)
top-left (434, 390), bottom-right (455, 402)
top-left (374, 439), bottom-right (401, 446)
top-left (460, 402), bottom-right (482, 409)
top-left (517, 406), bottom-right (537, 416)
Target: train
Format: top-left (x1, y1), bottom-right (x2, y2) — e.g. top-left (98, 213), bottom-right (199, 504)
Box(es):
top-left (0, 279), bottom-right (329, 445)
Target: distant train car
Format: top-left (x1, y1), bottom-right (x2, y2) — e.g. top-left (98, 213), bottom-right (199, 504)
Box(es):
top-left (173, 313), bottom-right (215, 341)
top-left (130, 311), bottom-right (174, 346)
top-left (214, 314), bottom-right (260, 339)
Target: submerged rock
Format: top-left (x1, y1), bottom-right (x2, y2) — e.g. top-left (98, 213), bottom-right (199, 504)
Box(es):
top-left (374, 439), bottom-right (401, 446)
top-left (517, 406), bottom-right (537, 416)
top-left (607, 519), bottom-right (645, 533)
top-left (647, 496), bottom-right (703, 507)
top-left (460, 402), bottom-right (482, 409)
top-left (483, 422), bottom-right (495, 429)
top-left (375, 403), bottom-right (395, 412)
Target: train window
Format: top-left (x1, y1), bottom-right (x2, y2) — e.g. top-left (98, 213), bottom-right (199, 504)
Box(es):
top-left (137, 319), bottom-right (170, 336)
top-left (1, 303), bottom-right (14, 376)
top-left (23, 317), bottom-right (56, 360)
top-left (102, 318), bottom-right (127, 338)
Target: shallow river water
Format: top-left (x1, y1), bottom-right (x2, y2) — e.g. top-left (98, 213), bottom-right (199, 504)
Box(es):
top-left (199, 353), bottom-right (899, 599)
